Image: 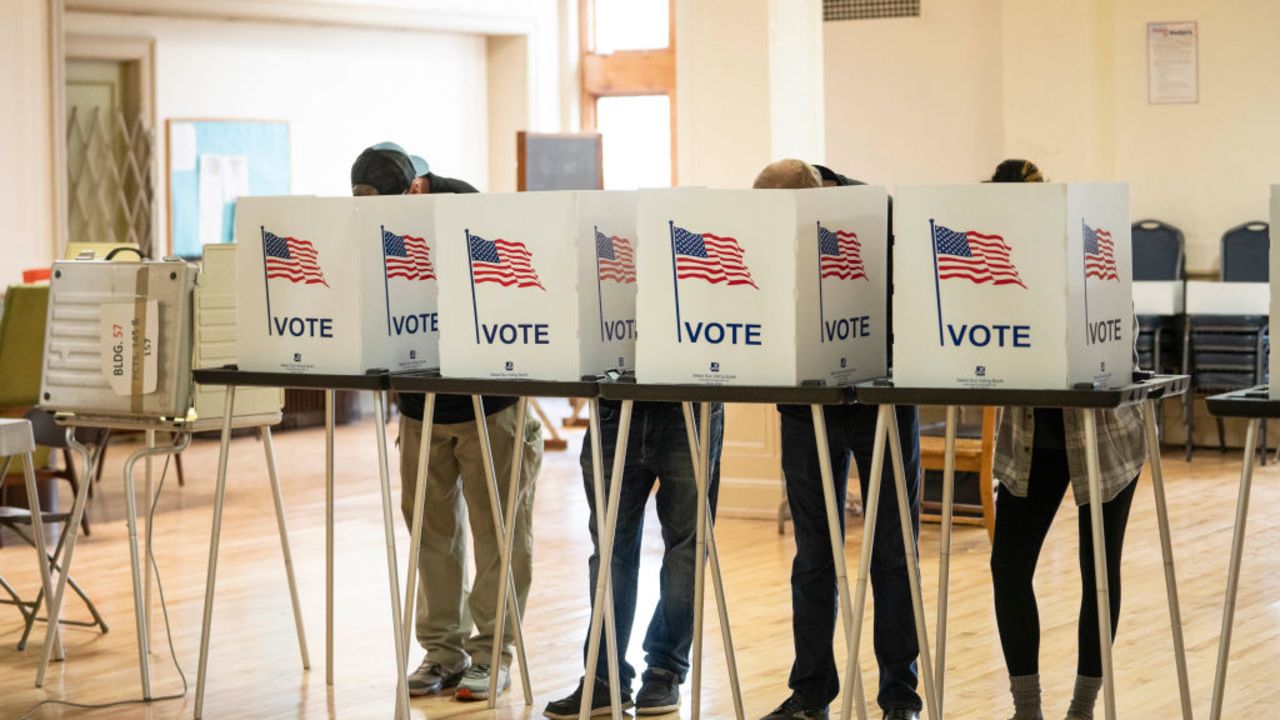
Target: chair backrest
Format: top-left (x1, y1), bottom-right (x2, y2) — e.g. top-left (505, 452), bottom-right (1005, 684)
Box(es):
top-left (1130, 219), bottom-right (1185, 281)
top-left (1221, 221), bottom-right (1270, 282)
top-left (0, 285), bottom-right (49, 408)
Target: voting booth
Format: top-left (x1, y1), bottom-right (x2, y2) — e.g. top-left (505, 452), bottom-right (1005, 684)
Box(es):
top-left (234, 195), bottom-right (439, 375)
top-left (434, 190), bottom-right (637, 381)
top-left (634, 186), bottom-right (889, 386)
top-left (893, 183), bottom-right (1134, 389)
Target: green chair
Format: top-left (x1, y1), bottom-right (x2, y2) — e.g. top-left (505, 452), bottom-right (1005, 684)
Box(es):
top-left (0, 285), bottom-right (92, 536)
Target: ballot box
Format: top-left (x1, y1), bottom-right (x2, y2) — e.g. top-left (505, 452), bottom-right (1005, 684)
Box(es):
top-left (234, 195), bottom-right (438, 375)
top-left (433, 190), bottom-right (637, 381)
top-left (893, 183), bottom-right (1133, 389)
top-left (633, 186), bottom-right (889, 386)
top-left (1133, 281), bottom-right (1184, 316)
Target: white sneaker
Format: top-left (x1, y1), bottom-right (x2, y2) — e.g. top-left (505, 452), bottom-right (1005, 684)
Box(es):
top-left (455, 664), bottom-right (510, 702)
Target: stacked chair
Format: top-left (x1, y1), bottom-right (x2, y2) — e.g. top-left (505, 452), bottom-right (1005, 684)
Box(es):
top-left (1132, 219), bottom-right (1186, 374)
top-left (1181, 221), bottom-right (1270, 461)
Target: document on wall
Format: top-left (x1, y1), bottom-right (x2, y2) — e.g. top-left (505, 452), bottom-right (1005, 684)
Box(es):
top-left (1147, 21), bottom-right (1198, 104)
top-left (198, 154), bottom-right (251, 247)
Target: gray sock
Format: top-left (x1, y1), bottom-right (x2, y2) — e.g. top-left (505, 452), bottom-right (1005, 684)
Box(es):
top-left (1066, 675), bottom-right (1103, 719)
top-left (1010, 674), bottom-right (1043, 720)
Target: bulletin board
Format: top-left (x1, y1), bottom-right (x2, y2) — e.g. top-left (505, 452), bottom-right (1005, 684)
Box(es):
top-left (166, 118), bottom-right (291, 258)
top-left (516, 131), bottom-right (604, 191)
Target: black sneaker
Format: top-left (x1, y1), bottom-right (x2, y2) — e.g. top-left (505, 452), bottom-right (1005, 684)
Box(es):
top-left (543, 677), bottom-right (635, 719)
top-left (406, 658), bottom-right (468, 696)
top-left (883, 709), bottom-right (920, 720)
top-left (760, 696), bottom-right (829, 720)
top-left (635, 666), bottom-right (681, 715)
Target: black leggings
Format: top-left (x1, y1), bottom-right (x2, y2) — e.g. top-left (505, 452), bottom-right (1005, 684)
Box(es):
top-left (989, 445), bottom-right (1138, 677)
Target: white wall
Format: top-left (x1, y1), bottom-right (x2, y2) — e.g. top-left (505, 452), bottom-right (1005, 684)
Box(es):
top-left (67, 12), bottom-right (489, 254)
top-left (823, 0), bottom-right (1004, 186)
top-left (822, 0), bottom-right (1280, 273)
top-left (0, 0), bottom-right (55, 288)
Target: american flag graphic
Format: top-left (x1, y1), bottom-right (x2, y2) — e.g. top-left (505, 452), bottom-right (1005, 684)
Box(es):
top-left (468, 232), bottom-right (545, 290)
top-left (382, 229), bottom-right (436, 281)
top-left (818, 224), bottom-right (867, 281)
top-left (671, 225), bottom-right (758, 288)
top-left (595, 230), bottom-right (636, 283)
top-left (932, 223), bottom-right (1026, 288)
top-left (264, 231), bottom-right (328, 286)
top-left (1082, 222), bottom-right (1119, 281)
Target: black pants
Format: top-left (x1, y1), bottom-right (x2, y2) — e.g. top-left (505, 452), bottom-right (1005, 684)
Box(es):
top-left (989, 444), bottom-right (1138, 677)
top-left (780, 404), bottom-right (922, 712)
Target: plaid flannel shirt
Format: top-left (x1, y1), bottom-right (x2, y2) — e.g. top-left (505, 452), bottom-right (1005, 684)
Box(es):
top-left (994, 314), bottom-right (1147, 506)
top-left (993, 405), bottom-right (1146, 506)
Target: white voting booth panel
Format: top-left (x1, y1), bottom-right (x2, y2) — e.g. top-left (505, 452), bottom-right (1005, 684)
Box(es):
top-left (234, 195), bottom-right (439, 375)
top-left (192, 244), bottom-right (283, 420)
top-left (634, 186), bottom-right (889, 386)
top-left (894, 183), bottom-right (1133, 389)
top-left (1185, 281), bottom-right (1268, 315)
top-left (434, 191), bottom-right (637, 381)
top-left (1134, 281), bottom-right (1185, 316)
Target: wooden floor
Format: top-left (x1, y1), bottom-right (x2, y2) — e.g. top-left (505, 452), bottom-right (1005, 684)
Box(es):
top-left (2, 407), bottom-right (1278, 719)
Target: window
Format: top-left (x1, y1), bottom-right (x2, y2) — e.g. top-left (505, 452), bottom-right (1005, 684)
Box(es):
top-left (579, 0), bottom-right (676, 188)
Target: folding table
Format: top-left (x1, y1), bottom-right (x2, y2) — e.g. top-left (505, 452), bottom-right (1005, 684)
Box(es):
top-left (1204, 385), bottom-right (1276, 720)
top-left (191, 367), bottom-right (400, 719)
top-left (853, 373), bottom-right (1192, 720)
top-left (30, 408), bottom-right (296, 708)
top-left (593, 378), bottom-right (865, 720)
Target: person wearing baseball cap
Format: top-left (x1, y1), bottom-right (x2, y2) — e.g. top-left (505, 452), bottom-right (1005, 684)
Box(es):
top-left (349, 143), bottom-right (539, 703)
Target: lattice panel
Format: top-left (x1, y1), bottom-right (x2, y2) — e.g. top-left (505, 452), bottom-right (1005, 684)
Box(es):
top-left (66, 106), bottom-right (155, 255)
top-left (823, 0), bottom-right (920, 21)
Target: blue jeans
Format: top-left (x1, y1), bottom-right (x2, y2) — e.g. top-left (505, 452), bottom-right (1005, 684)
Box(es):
top-left (580, 401), bottom-right (724, 691)
top-left (779, 403), bottom-right (922, 712)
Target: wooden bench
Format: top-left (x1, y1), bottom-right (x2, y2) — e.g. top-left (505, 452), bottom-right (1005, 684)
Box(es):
top-left (920, 407), bottom-right (997, 541)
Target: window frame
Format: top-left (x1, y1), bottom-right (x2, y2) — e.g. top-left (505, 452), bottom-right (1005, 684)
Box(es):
top-left (578, 0), bottom-right (677, 185)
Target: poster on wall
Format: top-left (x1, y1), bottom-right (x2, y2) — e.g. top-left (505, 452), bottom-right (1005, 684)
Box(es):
top-left (167, 119), bottom-right (291, 258)
top-left (1147, 21), bottom-right (1198, 105)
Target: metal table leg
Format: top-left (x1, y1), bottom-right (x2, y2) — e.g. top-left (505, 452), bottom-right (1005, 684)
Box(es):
top-left (682, 402), bottom-right (744, 720)
top-left (808, 404), bottom-right (868, 720)
top-left (325, 389), bottom-right (336, 687)
top-left (120, 432), bottom-right (192, 700)
top-left (37, 429), bottom-right (97, 686)
top-left (935, 406), bottom-right (957, 716)
top-left (490, 398), bottom-right (532, 704)
top-left (470, 396), bottom-right (533, 708)
top-left (196, 386), bottom-right (238, 718)
top-left (1141, 400), bottom-right (1192, 719)
top-left (1210, 417), bottom-right (1260, 720)
top-left (688, 402), bottom-right (710, 720)
top-left (402, 394), bottom-right (437, 663)
top-left (885, 407), bottom-right (940, 719)
top-left (144, 428), bottom-right (155, 656)
top-left (262, 426), bottom-right (311, 671)
top-left (580, 400), bottom-right (634, 720)
top-left (842, 405), bottom-right (890, 720)
top-left (1081, 410), bottom-right (1117, 720)
top-left (372, 391), bottom-right (412, 720)
top-left (22, 451), bottom-right (61, 662)
top-left (579, 398), bottom-right (623, 719)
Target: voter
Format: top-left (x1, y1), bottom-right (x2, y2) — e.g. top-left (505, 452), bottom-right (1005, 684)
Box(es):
top-left (542, 401), bottom-right (724, 718)
top-left (985, 159), bottom-right (1145, 720)
top-left (753, 159), bottom-right (924, 720)
top-left (351, 142), bottom-right (543, 703)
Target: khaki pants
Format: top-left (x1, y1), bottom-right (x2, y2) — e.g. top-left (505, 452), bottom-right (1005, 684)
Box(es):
top-left (398, 404), bottom-right (541, 668)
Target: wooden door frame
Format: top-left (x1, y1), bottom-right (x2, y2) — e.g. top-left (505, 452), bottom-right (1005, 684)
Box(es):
top-left (59, 32), bottom-right (158, 257)
top-left (578, 0), bottom-right (677, 185)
